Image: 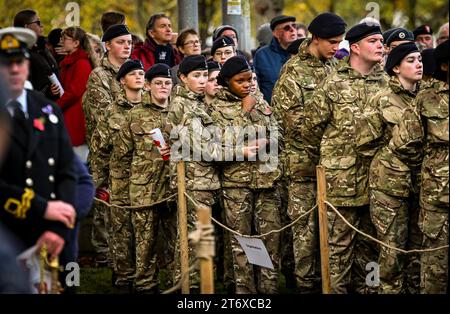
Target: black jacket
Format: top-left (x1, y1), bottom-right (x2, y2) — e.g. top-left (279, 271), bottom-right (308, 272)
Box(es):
top-left (29, 36), bottom-right (60, 100)
top-left (0, 89), bottom-right (76, 246)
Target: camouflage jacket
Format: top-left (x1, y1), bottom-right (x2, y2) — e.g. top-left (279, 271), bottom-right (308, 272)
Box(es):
top-left (104, 91), bottom-right (139, 204)
top-left (82, 56), bottom-right (122, 144)
top-left (271, 38), bottom-right (337, 181)
top-left (389, 79), bottom-right (449, 213)
top-left (300, 62), bottom-right (389, 207)
top-left (369, 76), bottom-right (419, 197)
top-left (82, 57), bottom-right (122, 187)
top-left (114, 99), bottom-right (172, 205)
top-left (211, 88), bottom-right (282, 189)
top-left (167, 85), bottom-right (220, 191)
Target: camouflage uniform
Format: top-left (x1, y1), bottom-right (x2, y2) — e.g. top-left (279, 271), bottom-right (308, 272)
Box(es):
top-left (300, 61), bottom-right (388, 293)
top-left (113, 96), bottom-right (173, 292)
top-left (101, 91), bottom-right (138, 288)
top-left (82, 56), bottom-right (122, 265)
top-left (368, 77), bottom-right (421, 293)
top-left (167, 85), bottom-right (221, 290)
top-left (211, 88), bottom-right (282, 294)
top-left (271, 38), bottom-right (337, 292)
top-left (389, 79), bottom-right (449, 294)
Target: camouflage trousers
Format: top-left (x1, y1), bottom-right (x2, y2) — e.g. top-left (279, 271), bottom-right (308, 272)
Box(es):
top-left (328, 205), bottom-right (379, 294)
top-left (110, 201), bottom-right (176, 292)
top-left (277, 180), bottom-right (296, 288)
top-left (418, 205), bottom-right (448, 294)
top-left (287, 179), bottom-right (320, 292)
top-left (91, 201), bottom-right (112, 266)
top-left (110, 207), bottom-right (134, 288)
top-left (155, 200), bottom-right (178, 288)
top-left (211, 196), bottom-right (235, 293)
top-left (174, 190), bottom-right (221, 290)
top-left (369, 189), bottom-right (422, 294)
top-left (222, 187), bottom-right (281, 294)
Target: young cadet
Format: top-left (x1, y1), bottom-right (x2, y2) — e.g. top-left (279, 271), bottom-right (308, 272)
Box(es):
top-left (300, 22), bottom-right (389, 293)
top-left (112, 62), bottom-right (173, 293)
top-left (204, 60), bottom-right (221, 106)
top-left (388, 41), bottom-right (449, 294)
top-left (105, 60), bottom-right (145, 293)
top-left (271, 12), bottom-right (347, 293)
top-left (368, 43), bottom-right (423, 293)
top-left (211, 36), bottom-right (237, 66)
top-left (82, 24), bottom-right (132, 267)
top-left (167, 55), bottom-right (221, 291)
top-left (211, 56), bottom-right (282, 294)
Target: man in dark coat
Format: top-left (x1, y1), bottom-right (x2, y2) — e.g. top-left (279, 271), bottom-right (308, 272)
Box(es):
top-left (0, 27), bottom-right (76, 261)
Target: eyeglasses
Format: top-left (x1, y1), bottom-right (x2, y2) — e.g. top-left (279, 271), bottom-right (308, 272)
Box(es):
top-left (214, 49), bottom-right (234, 58)
top-left (62, 35), bottom-right (74, 41)
top-left (152, 81), bottom-right (173, 87)
top-left (27, 20), bottom-right (42, 26)
top-left (277, 23), bottom-right (296, 32)
top-left (183, 39), bottom-right (201, 46)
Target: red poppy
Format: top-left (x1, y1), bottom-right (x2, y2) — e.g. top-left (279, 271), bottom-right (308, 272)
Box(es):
top-left (33, 118), bottom-right (45, 131)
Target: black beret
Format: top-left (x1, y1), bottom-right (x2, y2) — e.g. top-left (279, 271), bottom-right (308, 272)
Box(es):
top-left (145, 63), bottom-right (172, 81)
top-left (383, 28), bottom-right (399, 43)
top-left (434, 40), bottom-right (449, 64)
top-left (116, 59), bottom-right (144, 81)
top-left (48, 28), bottom-right (62, 46)
top-left (217, 56), bottom-right (252, 87)
top-left (206, 60), bottom-right (221, 72)
top-left (102, 24), bottom-right (131, 42)
top-left (286, 38), bottom-right (306, 55)
top-left (413, 25), bottom-right (433, 38)
top-left (308, 12), bottom-right (347, 38)
top-left (211, 36), bottom-right (235, 56)
top-left (270, 15), bottom-right (296, 31)
top-left (386, 28), bottom-right (414, 47)
top-left (178, 55), bottom-right (208, 76)
top-left (213, 25), bottom-right (238, 41)
top-left (421, 48), bottom-right (436, 76)
top-left (345, 23), bottom-right (382, 45)
top-left (385, 42), bottom-right (419, 75)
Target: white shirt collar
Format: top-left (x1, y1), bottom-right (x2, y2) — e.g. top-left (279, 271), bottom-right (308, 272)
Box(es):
top-left (16, 89), bottom-right (28, 115)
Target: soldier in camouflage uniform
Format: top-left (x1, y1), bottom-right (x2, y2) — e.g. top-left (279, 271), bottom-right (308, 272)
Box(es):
top-left (389, 41), bottom-right (448, 293)
top-left (82, 25), bottom-right (132, 266)
top-left (211, 56), bottom-right (282, 294)
top-left (367, 43), bottom-right (423, 293)
top-left (100, 60), bottom-right (144, 292)
top-left (271, 12), bottom-right (346, 292)
top-left (300, 23), bottom-right (388, 293)
top-left (167, 55), bottom-right (221, 291)
top-left (113, 62), bottom-right (174, 293)
top-left (142, 64), bottom-right (177, 287)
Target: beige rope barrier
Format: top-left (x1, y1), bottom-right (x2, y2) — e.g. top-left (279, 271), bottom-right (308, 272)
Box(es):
top-left (325, 200), bottom-right (449, 254)
top-left (184, 191), bottom-right (316, 239)
top-left (161, 261), bottom-right (199, 294)
top-left (93, 194), bottom-right (177, 210)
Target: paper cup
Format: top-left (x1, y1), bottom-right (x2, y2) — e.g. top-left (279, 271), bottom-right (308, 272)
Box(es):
top-left (150, 128), bottom-right (169, 160)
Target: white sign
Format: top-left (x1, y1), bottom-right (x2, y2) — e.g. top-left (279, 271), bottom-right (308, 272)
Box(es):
top-left (227, 0), bottom-right (242, 15)
top-left (235, 235), bottom-right (274, 269)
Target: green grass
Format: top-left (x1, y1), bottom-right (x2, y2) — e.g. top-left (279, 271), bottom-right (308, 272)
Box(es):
top-left (77, 266), bottom-right (296, 294)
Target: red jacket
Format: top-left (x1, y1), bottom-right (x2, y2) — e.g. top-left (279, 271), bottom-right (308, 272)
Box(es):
top-left (56, 49), bottom-right (92, 146)
top-left (131, 37), bottom-right (182, 71)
